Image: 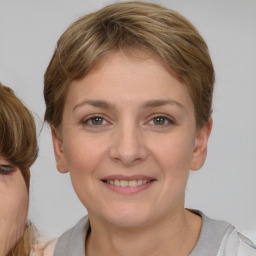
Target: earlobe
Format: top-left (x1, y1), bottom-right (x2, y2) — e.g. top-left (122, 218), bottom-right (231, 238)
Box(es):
top-left (51, 126), bottom-right (69, 173)
top-left (190, 118), bottom-right (213, 171)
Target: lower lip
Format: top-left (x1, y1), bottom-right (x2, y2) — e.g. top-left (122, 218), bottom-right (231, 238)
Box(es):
top-left (102, 181), bottom-right (156, 194)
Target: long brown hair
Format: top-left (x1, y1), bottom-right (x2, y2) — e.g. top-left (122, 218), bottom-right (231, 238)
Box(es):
top-left (0, 83), bottom-right (38, 255)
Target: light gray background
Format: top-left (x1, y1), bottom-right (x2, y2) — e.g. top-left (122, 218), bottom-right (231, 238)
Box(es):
top-left (0, 0), bottom-right (255, 242)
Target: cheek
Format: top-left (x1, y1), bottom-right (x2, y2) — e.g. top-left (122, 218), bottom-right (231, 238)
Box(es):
top-left (0, 176), bottom-right (28, 254)
top-left (0, 177), bottom-right (28, 219)
top-left (64, 132), bottom-right (108, 173)
top-left (63, 132), bottom-right (110, 208)
top-left (152, 134), bottom-right (195, 174)
top-left (64, 134), bottom-right (108, 195)
top-left (149, 135), bottom-right (195, 211)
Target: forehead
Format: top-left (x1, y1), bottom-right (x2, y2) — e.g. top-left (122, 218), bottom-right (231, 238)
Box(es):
top-left (63, 50), bottom-right (195, 126)
top-left (0, 155), bottom-right (9, 164)
top-left (68, 50), bottom-right (190, 100)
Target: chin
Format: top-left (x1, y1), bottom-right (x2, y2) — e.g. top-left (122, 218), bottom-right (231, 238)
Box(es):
top-left (108, 216), bottom-right (150, 228)
top-left (101, 205), bottom-right (154, 228)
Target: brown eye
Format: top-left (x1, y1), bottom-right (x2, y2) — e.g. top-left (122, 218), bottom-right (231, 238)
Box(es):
top-left (0, 165), bottom-right (15, 174)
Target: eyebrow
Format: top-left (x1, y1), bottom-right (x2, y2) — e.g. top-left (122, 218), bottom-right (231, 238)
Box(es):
top-left (141, 99), bottom-right (184, 109)
top-left (73, 100), bottom-right (115, 111)
top-left (73, 99), bottom-right (184, 112)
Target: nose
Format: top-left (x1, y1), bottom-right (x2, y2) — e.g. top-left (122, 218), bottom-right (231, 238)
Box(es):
top-left (109, 121), bottom-right (148, 166)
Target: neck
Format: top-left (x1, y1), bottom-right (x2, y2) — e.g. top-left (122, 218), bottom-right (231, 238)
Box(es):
top-left (86, 209), bottom-right (201, 256)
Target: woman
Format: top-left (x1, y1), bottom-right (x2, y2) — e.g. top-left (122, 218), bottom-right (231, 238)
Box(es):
top-left (44, 1), bottom-right (256, 255)
top-left (0, 84), bottom-right (54, 256)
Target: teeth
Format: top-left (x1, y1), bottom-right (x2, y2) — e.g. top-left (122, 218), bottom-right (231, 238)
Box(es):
top-left (129, 180), bottom-right (137, 187)
top-left (106, 179), bottom-right (151, 187)
top-left (114, 180), bottom-right (120, 186)
top-left (120, 180), bottom-right (129, 187)
top-left (137, 180), bottom-right (143, 185)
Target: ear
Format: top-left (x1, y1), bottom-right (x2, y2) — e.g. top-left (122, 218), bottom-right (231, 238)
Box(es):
top-left (190, 117), bottom-right (213, 171)
top-left (51, 126), bottom-right (69, 173)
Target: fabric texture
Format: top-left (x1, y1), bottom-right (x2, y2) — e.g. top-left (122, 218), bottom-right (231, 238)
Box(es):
top-left (53, 211), bottom-right (256, 256)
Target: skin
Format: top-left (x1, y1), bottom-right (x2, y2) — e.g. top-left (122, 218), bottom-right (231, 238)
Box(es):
top-left (0, 157), bottom-right (28, 256)
top-left (52, 50), bottom-right (212, 256)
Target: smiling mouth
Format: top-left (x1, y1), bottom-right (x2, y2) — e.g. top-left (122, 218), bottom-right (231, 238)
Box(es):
top-left (102, 179), bottom-right (153, 187)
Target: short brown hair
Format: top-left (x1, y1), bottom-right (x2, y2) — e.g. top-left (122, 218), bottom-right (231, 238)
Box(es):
top-left (44, 1), bottom-right (214, 129)
top-left (0, 83), bottom-right (38, 188)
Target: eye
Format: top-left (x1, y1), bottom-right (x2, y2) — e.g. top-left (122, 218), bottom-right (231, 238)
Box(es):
top-left (149, 115), bottom-right (174, 126)
top-left (82, 115), bottom-right (108, 126)
top-left (0, 165), bottom-right (15, 175)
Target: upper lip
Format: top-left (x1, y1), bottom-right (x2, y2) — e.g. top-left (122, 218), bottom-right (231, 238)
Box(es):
top-left (101, 175), bottom-right (157, 181)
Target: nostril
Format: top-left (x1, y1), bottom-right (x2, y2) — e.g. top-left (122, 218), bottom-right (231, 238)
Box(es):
top-left (108, 132), bottom-right (148, 165)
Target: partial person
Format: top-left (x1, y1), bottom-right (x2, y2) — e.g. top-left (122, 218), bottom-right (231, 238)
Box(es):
top-left (44, 1), bottom-right (256, 255)
top-left (0, 84), bottom-right (55, 256)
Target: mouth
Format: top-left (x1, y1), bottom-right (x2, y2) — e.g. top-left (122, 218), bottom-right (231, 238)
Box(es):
top-left (103, 179), bottom-right (153, 187)
top-left (101, 176), bottom-right (156, 194)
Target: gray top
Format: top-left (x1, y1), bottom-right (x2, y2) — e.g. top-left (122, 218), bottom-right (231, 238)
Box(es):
top-left (53, 211), bottom-right (256, 256)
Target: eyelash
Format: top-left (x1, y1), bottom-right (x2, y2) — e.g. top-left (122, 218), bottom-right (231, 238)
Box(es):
top-left (81, 115), bottom-right (109, 127)
top-left (81, 114), bottom-right (175, 128)
top-left (0, 165), bottom-right (15, 175)
top-left (148, 114), bottom-right (175, 127)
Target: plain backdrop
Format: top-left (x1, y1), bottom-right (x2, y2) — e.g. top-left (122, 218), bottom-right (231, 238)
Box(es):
top-left (0, 0), bottom-right (255, 242)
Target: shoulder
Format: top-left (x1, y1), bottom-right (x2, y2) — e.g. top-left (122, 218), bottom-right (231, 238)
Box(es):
top-left (237, 232), bottom-right (256, 255)
top-left (189, 210), bottom-right (256, 256)
top-left (218, 225), bottom-right (256, 255)
top-left (53, 216), bottom-right (89, 256)
top-left (30, 238), bottom-right (57, 256)
top-left (57, 215), bottom-right (89, 244)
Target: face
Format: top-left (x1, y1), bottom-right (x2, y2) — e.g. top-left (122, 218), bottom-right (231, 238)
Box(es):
top-left (53, 50), bottom-right (211, 228)
top-left (0, 157), bottom-right (29, 256)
